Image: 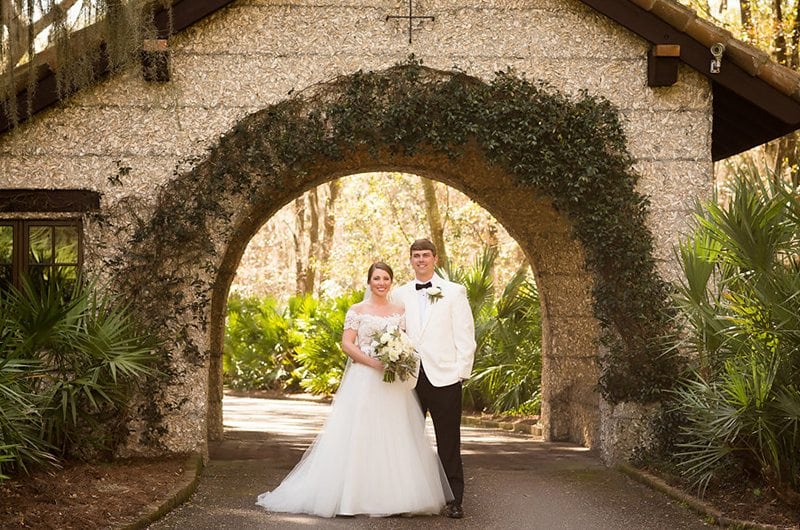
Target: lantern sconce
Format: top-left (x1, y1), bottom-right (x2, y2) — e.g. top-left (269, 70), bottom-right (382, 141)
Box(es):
top-left (710, 43), bottom-right (725, 74)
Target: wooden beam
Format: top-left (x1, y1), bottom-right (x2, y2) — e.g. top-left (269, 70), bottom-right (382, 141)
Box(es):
top-left (153, 0), bottom-right (238, 37)
top-left (0, 190), bottom-right (101, 213)
top-left (648, 44), bottom-right (680, 86)
top-left (141, 39), bottom-right (170, 82)
top-left (712, 82), bottom-right (799, 159)
top-left (653, 44), bottom-right (681, 57)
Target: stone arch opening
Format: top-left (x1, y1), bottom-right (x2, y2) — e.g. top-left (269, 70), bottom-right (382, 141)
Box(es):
top-left (119, 64), bottom-right (669, 460)
top-left (206, 151), bottom-right (600, 449)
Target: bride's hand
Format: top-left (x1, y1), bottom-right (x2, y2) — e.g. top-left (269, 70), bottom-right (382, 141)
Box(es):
top-left (366, 358), bottom-right (384, 371)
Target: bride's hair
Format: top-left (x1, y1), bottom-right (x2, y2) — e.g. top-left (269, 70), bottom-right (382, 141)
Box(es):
top-left (367, 262), bottom-right (394, 283)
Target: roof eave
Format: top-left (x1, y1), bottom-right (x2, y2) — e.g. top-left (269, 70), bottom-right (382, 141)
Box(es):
top-left (582, 0), bottom-right (800, 161)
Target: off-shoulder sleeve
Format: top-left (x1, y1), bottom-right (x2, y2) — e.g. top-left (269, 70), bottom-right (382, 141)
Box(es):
top-left (343, 308), bottom-right (360, 331)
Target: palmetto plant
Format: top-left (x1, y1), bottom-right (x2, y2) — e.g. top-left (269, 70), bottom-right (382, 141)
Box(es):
top-left (0, 357), bottom-right (55, 479)
top-left (224, 291), bottom-right (361, 396)
top-left (0, 278), bottom-right (157, 476)
top-left (441, 249), bottom-right (542, 415)
top-left (223, 294), bottom-right (300, 391)
top-left (292, 291), bottom-right (362, 395)
top-left (670, 168), bottom-right (800, 496)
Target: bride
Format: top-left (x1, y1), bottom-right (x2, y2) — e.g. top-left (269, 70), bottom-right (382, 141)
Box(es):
top-left (256, 262), bottom-right (453, 517)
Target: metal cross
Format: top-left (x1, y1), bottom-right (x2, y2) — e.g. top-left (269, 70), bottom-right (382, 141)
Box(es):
top-left (386, 0), bottom-right (434, 44)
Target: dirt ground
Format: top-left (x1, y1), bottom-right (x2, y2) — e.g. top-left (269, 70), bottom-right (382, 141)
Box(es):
top-left (709, 487), bottom-right (800, 528)
top-left (653, 470), bottom-right (800, 528)
top-left (0, 457), bottom-right (188, 529)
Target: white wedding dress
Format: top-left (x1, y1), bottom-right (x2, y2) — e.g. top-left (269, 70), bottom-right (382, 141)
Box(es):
top-left (256, 310), bottom-right (453, 517)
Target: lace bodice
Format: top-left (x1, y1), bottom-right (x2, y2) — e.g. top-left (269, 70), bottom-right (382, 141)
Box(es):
top-left (344, 309), bottom-right (405, 356)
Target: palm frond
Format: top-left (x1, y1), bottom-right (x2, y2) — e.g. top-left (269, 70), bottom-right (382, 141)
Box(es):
top-left (669, 171), bottom-right (800, 493)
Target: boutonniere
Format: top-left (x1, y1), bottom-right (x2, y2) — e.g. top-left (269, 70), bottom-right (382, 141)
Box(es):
top-left (426, 285), bottom-right (443, 303)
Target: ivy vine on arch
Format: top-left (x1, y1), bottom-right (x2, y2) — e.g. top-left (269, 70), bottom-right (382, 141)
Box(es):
top-left (127, 58), bottom-right (678, 410)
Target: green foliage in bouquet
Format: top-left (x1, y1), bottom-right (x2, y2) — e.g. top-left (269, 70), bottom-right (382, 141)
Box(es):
top-left (668, 168), bottom-right (800, 496)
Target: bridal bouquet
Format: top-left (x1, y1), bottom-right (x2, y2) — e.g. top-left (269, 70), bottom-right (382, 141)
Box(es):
top-left (371, 324), bottom-right (418, 383)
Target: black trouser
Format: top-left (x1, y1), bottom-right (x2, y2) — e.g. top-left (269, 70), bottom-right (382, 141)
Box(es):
top-left (415, 364), bottom-right (464, 505)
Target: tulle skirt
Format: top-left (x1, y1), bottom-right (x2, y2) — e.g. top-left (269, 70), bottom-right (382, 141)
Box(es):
top-left (256, 362), bottom-right (453, 517)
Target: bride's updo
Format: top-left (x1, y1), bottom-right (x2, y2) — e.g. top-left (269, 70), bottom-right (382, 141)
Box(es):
top-left (367, 262), bottom-right (394, 282)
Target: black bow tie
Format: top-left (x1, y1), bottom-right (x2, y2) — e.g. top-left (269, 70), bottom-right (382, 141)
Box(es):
top-left (416, 281), bottom-right (432, 290)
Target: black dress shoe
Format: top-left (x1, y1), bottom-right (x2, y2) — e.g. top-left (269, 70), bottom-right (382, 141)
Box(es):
top-left (445, 502), bottom-right (464, 519)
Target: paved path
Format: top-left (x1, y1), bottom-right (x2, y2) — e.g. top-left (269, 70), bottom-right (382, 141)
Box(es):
top-left (149, 395), bottom-right (710, 529)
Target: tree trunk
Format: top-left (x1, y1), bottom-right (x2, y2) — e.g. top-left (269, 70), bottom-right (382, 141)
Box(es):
top-left (293, 196), bottom-right (306, 295)
top-left (514, 246), bottom-right (531, 278)
top-left (487, 223), bottom-right (499, 287)
top-left (304, 187), bottom-right (320, 295)
top-left (318, 180), bottom-right (341, 286)
top-left (791, 0), bottom-right (800, 68)
top-left (772, 132), bottom-right (799, 186)
top-left (772, 0), bottom-right (788, 65)
top-left (421, 177), bottom-right (448, 268)
top-left (740, 0), bottom-right (756, 41)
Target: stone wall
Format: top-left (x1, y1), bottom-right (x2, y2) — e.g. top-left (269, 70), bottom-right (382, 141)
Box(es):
top-left (0, 0), bottom-right (713, 460)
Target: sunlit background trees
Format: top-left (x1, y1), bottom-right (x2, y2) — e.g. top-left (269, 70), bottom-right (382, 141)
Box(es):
top-left (225, 173), bottom-right (541, 416)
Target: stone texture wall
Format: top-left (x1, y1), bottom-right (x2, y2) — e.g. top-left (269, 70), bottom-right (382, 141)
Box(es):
top-left (0, 0), bottom-right (714, 460)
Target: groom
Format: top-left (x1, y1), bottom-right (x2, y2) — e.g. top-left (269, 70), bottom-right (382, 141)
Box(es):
top-left (397, 238), bottom-right (476, 519)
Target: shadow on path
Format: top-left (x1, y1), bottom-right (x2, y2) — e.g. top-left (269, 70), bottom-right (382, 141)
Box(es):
top-left (148, 395), bottom-right (710, 529)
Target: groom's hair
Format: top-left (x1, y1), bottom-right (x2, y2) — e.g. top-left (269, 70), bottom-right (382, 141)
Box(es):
top-left (410, 238), bottom-right (437, 256)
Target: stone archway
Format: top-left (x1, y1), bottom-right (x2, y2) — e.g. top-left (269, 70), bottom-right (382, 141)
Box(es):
top-left (118, 63), bottom-right (670, 461)
top-left (207, 151), bottom-right (600, 448)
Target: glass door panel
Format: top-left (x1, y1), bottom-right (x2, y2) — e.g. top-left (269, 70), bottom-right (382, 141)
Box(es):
top-left (0, 225), bottom-right (12, 264)
top-left (28, 226), bottom-right (53, 264)
top-left (55, 226), bottom-right (79, 264)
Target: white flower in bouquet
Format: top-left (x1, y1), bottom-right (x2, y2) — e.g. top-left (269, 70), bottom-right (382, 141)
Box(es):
top-left (372, 324), bottom-right (418, 383)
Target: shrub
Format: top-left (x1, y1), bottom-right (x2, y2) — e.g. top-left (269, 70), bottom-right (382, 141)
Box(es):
top-left (292, 291), bottom-right (362, 395)
top-left (0, 278), bottom-right (158, 478)
top-left (0, 358), bottom-right (55, 479)
top-left (444, 249), bottom-right (543, 415)
top-left (669, 169), bottom-right (800, 495)
top-left (223, 290), bottom-right (362, 396)
top-left (223, 294), bottom-right (299, 391)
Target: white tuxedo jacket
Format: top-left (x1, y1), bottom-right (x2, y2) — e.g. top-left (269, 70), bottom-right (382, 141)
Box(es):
top-left (396, 274), bottom-right (476, 387)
